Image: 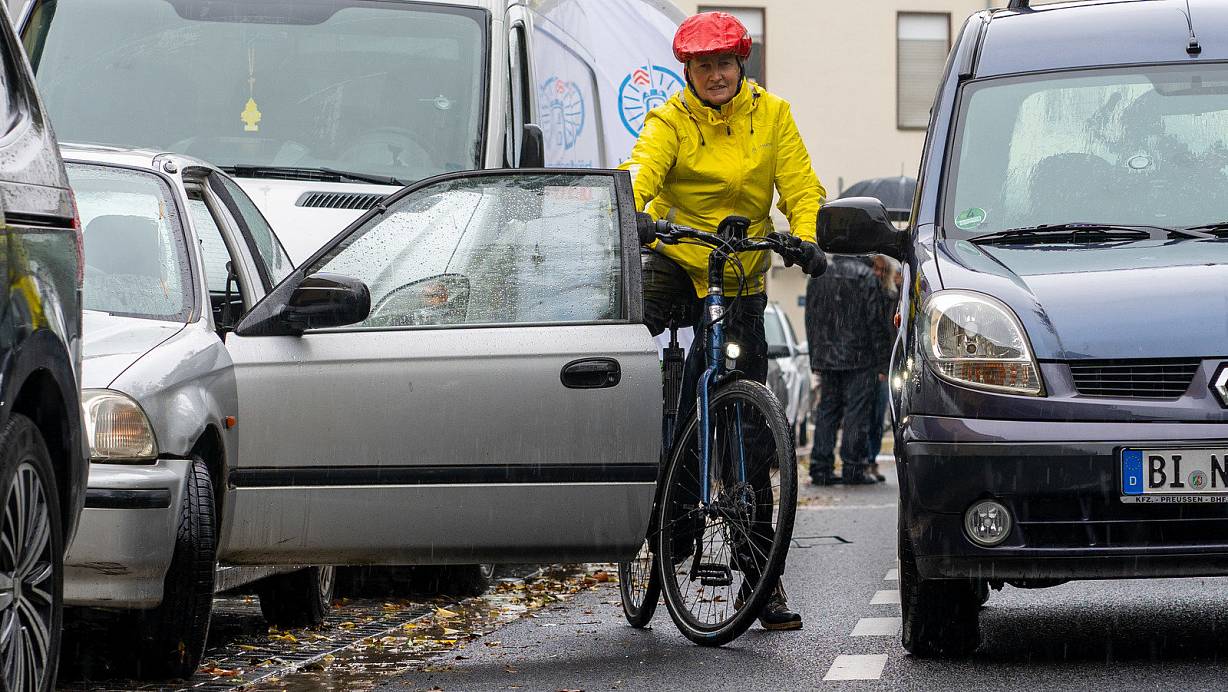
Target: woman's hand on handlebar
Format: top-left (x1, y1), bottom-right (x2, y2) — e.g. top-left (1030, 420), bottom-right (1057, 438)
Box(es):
top-left (767, 232), bottom-right (827, 277)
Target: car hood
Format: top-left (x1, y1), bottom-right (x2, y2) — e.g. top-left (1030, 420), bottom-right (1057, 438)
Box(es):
top-left (936, 238), bottom-right (1228, 360)
top-left (82, 312), bottom-right (185, 388)
top-left (234, 178), bottom-right (398, 264)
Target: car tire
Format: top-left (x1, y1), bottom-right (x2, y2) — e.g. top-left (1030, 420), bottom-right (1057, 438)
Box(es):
top-left (0, 414), bottom-right (64, 692)
top-left (134, 458), bottom-right (217, 680)
top-left (899, 510), bottom-right (980, 657)
top-left (257, 566), bottom-right (336, 628)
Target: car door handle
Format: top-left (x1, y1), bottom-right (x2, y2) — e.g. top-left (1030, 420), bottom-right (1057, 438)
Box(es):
top-left (561, 358), bottom-right (622, 389)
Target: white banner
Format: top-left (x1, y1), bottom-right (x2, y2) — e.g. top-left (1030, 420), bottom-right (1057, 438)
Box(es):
top-left (528, 0), bottom-right (685, 168)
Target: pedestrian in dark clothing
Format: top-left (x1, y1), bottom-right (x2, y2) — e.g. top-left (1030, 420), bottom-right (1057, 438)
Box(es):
top-left (804, 255), bottom-right (893, 485)
top-left (866, 256), bottom-right (901, 481)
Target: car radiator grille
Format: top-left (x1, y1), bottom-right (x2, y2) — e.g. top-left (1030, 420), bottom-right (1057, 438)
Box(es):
top-left (1068, 359), bottom-right (1200, 398)
top-left (296, 191), bottom-right (386, 210)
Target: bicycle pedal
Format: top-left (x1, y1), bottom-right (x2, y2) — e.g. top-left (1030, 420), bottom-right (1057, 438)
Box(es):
top-left (692, 563), bottom-right (733, 587)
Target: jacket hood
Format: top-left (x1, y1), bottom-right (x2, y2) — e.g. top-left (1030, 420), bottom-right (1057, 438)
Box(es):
top-left (936, 238), bottom-right (1228, 360)
top-left (82, 311), bottom-right (185, 388)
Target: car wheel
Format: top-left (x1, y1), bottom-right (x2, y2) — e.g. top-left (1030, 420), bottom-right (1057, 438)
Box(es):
top-left (257, 566), bottom-right (336, 628)
top-left (134, 458), bottom-right (217, 680)
top-left (899, 509), bottom-right (980, 657)
top-left (0, 414), bottom-right (64, 692)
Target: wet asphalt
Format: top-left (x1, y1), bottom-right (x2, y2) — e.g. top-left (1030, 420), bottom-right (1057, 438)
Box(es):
top-left (371, 460), bottom-right (1228, 691)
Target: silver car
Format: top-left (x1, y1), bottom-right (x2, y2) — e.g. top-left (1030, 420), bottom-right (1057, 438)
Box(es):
top-left (765, 302), bottom-right (813, 448)
top-left (64, 145), bottom-right (332, 679)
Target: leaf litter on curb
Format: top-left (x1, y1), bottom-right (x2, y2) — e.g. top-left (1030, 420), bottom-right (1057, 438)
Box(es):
top-left (251, 564), bottom-right (616, 690)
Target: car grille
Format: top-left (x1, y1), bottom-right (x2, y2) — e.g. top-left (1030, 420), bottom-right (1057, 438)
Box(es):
top-left (296, 191), bottom-right (386, 210)
top-left (1068, 359), bottom-right (1200, 398)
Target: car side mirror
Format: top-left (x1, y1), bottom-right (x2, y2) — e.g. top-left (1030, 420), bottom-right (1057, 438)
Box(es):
top-left (519, 124), bottom-right (545, 168)
top-left (282, 273), bottom-right (371, 332)
top-left (766, 344), bottom-right (792, 359)
top-left (817, 197), bottom-right (909, 261)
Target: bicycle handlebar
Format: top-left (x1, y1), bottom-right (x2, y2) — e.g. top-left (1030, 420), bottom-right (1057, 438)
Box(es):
top-left (635, 212), bottom-right (808, 264)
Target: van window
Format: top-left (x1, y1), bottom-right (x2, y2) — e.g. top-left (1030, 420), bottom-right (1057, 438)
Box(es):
top-left (24, 0), bottom-right (488, 184)
top-left (948, 64), bottom-right (1228, 236)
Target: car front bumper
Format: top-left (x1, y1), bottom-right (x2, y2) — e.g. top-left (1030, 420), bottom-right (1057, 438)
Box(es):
top-left (900, 415), bottom-right (1228, 581)
top-left (63, 459), bottom-right (189, 608)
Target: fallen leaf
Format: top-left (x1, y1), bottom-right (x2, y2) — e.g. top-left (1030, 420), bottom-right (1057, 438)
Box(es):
top-left (436, 607), bottom-right (460, 619)
top-left (505, 665), bottom-right (519, 673)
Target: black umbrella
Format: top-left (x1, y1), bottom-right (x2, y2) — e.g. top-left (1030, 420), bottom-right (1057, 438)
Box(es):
top-left (838, 176), bottom-right (916, 222)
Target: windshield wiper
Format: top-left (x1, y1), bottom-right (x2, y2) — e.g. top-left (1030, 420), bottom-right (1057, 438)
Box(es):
top-left (221, 165), bottom-right (405, 187)
top-left (968, 222), bottom-right (1208, 245)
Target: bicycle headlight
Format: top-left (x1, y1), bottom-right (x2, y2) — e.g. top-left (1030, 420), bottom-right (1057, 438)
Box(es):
top-left (921, 291), bottom-right (1043, 396)
top-left (725, 343), bottom-right (742, 360)
top-left (82, 389), bottom-right (158, 462)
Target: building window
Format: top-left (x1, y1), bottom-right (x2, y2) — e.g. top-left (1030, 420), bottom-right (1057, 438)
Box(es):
top-left (697, 6), bottom-right (765, 88)
top-left (897, 13), bottom-right (950, 130)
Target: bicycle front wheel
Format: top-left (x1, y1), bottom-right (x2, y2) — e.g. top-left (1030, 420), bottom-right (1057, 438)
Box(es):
top-left (656, 379), bottom-right (797, 646)
top-left (617, 537), bottom-right (661, 628)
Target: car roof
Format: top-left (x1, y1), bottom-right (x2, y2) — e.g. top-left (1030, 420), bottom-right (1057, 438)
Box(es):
top-left (976, 0), bottom-right (1228, 77)
top-left (59, 142), bottom-right (221, 178)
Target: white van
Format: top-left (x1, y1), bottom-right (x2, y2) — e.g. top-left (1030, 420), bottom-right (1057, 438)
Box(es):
top-left (16, 0), bottom-right (685, 261)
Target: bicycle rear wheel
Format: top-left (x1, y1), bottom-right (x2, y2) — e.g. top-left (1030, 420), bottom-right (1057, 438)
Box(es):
top-left (618, 537), bottom-right (661, 627)
top-left (656, 379), bottom-right (797, 646)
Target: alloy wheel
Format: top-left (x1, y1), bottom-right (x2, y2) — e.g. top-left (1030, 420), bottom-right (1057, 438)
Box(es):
top-left (0, 463), bottom-right (55, 690)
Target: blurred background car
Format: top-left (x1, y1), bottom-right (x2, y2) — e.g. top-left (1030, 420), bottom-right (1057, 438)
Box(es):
top-left (764, 301), bottom-right (812, 450)
top-left (63, 144), bottom-right (329, 680)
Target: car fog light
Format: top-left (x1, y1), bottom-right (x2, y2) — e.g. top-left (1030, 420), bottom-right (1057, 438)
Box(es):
top-left (964, 500), bottom-right (1012, 547)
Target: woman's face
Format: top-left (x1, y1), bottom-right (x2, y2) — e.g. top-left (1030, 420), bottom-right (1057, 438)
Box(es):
top-left (688, 53), bottom-right (741, 106)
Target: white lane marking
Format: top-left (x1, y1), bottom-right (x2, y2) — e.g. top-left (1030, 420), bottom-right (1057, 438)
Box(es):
top-left (870, 589), bottom-right (901, 605)
top-left (851, 617), bottom-right (902, 636)
top-left (823, 654), bottom-right (889, 681)
top-left (884, 568), bottom-right (898, 581)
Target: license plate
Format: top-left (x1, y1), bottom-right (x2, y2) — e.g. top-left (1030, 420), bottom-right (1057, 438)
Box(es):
top-left (1121, 448), bottom-right (1228, 503)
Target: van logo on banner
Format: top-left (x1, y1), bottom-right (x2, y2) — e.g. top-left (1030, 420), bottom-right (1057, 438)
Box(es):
top-left (618, 64), bottom-right (684, 136)
top-left (540, 77), bottom-right (586, 151)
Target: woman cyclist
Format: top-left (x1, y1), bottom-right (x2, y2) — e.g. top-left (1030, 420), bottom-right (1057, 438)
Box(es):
top-left (621, 10), bottom-right (827, 630)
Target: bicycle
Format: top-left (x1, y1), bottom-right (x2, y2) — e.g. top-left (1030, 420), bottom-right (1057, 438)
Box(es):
top-left (618, 213), bottom-right (808, 646)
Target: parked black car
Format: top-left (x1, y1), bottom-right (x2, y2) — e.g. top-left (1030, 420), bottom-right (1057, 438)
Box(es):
top-left (0, 2), bottom-right (85, 689)
top-left (820, 0), bottom-right (1228, 658)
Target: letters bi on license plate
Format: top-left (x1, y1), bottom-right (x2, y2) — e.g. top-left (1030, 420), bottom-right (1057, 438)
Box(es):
top-left (1121, 448), bottom-right (1228, 503)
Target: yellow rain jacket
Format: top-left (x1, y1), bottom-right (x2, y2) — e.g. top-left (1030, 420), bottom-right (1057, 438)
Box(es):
top-left (620, 80), bottom-right (825, 296)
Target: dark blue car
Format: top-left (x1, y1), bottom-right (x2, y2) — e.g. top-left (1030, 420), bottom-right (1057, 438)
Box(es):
top-left (819, 0), bottom-right (1228, 657)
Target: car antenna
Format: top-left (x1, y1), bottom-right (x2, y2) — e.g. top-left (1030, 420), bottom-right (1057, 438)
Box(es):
top-left (1183, 0), bottom-right (1202, 55)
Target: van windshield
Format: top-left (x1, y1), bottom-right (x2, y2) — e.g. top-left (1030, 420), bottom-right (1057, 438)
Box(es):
top-left (23, 0), bottom-right (487, 184)
top-left (946, 64), bottom-right (1228, 239)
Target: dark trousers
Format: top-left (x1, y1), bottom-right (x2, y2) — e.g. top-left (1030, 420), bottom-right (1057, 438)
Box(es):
top-left (867, 378), bottom-right (889, 462)
top-left (811, 367), bottom-right (879, 481)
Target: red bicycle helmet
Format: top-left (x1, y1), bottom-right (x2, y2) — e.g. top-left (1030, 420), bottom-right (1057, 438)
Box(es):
top-left (672, 11), bottom-right (752, 64)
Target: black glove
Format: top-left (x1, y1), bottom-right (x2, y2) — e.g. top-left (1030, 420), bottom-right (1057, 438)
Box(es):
top-left (635, 212), bottom-right (657, 246)
top-left (795, 241), bottom-right (827, 277)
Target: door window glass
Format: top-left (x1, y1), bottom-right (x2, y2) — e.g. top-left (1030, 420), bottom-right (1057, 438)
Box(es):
top-left (212, 174), bottom-right (294, 285)
top-left (311, 173), bottom-right (622, 328)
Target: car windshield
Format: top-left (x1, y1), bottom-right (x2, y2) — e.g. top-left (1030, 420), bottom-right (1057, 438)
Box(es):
top-left (24, 0), bottom-right (487, 183)
top-left (946, 64), bottom-right (1228, 239)
top-left (68, 162), bottom-right (193, 322)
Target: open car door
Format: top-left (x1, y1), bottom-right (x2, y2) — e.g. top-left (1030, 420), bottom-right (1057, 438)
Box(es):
top-left (219, 169), bottom-right (660, 565)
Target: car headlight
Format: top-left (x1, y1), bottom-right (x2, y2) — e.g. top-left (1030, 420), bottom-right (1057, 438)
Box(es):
top-left (921, 291), bottom-right (1043, 396)
top-left (81, 389), bottom-right (158, 462)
